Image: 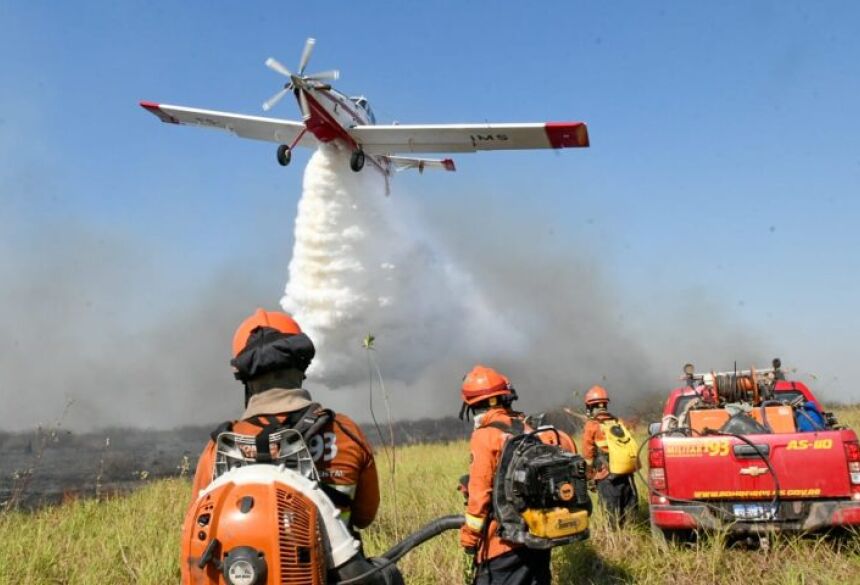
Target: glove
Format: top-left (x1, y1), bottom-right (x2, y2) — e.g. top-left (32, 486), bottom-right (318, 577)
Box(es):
top-left (457, 474), bottom-right (470, 502)
top-left (460, 525), bottom-right (480, 550)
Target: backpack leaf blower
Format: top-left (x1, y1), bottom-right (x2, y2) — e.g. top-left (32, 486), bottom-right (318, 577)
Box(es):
top-left (181, 429), bottom-right (463, 585)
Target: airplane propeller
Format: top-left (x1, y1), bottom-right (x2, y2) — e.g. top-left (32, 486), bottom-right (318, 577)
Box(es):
top-left (262, 38), bottom-right (340, 112)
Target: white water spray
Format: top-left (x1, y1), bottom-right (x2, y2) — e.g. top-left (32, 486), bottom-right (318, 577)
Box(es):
top-left (281, 145), bottom-right (517, 389)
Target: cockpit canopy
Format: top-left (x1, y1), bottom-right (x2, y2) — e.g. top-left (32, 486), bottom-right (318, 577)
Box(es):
top-left (350, 95), bottom-right (376, 124)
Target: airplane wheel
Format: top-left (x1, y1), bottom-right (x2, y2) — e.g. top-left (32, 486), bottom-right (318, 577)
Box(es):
top-left (350, 149), bottom-right (365, 172)
top-left (277, 145), bottom-right (291, 166)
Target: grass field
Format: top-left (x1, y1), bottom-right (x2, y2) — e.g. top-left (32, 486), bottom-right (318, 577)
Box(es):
top-left (3, 406), bottom-right (860, 584)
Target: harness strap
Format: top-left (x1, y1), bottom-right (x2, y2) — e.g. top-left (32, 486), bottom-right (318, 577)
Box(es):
top-left (239, 403), bottom-right (330, 463)
top-left (485, 418), bottom-right (525, 435)
top-left (254, 416), bottom-right (279, 463)
top-left (210, 421), bottom-right (234, 443)
top-left (320, 483), bottom-right (355, 509)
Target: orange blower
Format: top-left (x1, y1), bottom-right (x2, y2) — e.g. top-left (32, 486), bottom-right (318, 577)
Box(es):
top-left (181, 428), bottom-right (462, 585)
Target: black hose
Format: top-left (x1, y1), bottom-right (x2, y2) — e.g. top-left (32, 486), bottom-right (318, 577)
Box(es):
top-left (381, 514), bottom-right (464, 564)
top-left (334, 515), bottom-right (464, 585)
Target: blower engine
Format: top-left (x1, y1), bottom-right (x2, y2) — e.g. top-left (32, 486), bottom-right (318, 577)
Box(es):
top-left (181, 428), bottom-right (462, 585)
top-left (492, 427), bottom-right (591, 548)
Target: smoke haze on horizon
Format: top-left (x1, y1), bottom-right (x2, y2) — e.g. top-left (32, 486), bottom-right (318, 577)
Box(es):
top-left (0, 150), bottom-right (847, 433)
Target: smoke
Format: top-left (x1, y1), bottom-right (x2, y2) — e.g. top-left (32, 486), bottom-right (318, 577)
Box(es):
top-left (278, 147), bottom-right (767, 420)
top-left (0, 146), bottom-right (787, 433)
top-left (0, 218), bottom-right (279, 431)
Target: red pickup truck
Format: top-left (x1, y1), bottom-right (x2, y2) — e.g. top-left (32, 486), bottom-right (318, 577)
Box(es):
top-left (647, 366), bottom-right (860, 542)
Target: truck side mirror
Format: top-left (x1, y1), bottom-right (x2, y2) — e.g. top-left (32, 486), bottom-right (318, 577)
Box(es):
top-left (648, 422), bottom-right (662, 437)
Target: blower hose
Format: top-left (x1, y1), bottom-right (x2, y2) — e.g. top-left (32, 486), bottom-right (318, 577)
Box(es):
top-left (381, 514), bottom-right (465, 564)
top-left (335, 515), bottom-right (465, 585)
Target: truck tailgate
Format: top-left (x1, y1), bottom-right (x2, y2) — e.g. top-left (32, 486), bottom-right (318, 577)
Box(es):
top-left (660, 430), bottom-right (853, 501)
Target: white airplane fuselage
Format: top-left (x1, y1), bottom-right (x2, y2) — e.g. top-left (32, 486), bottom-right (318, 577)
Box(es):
top-left (300, 88), bottom-right (368, 142)
top-left (295, 86), bottom-right (389, 173)
top-left (140, 37), bottom-right (588, 185)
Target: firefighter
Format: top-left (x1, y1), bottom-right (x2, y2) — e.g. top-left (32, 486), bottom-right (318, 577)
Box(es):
top-left (459, 365), bottom-right (577, 585)
top-left (189, 308), bottom-right (380, 532)
top-left (581, 385), bottom-right (638, 527)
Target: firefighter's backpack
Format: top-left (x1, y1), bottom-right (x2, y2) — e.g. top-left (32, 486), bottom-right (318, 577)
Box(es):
top-left (488, 419), bottom-right (591, 549)
top-left (598, 417), bottom-right (639, 475)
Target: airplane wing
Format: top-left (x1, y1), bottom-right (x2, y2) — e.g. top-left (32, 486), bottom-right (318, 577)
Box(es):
top-left (349, 122), bottom-right (588, 154)
top-left (139, 102), bottom-right (318, 148)
top-left (385, 155), bottom-right (456, 173)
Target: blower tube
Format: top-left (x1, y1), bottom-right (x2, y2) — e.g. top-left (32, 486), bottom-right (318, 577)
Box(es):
top-left (381, 514), bottom-right (465, 564)
top-left (335, 515), bottom-right (464, 585)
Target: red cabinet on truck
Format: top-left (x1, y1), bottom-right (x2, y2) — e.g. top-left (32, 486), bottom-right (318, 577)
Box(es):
top-left (648, 378), bottom-right (860, 541)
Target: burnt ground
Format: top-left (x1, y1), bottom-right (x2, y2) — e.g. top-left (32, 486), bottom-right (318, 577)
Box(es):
top-left (0, 409), bottom-right (583, 510)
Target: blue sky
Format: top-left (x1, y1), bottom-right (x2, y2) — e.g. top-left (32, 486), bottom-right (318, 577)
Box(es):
top-left (2, 0), bottom-right (860, 412)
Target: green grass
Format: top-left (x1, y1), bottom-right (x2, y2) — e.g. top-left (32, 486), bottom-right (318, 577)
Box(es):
top-left (0, 478), bottom-right (187, 585)
top-left (3, 407), bottom-right (860, 584)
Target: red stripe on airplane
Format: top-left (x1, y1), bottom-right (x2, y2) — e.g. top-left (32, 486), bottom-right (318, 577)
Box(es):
top-left (301, 91), bottom-right (358, 148)
top-left (139, 101), bottom-right (179, 124)
top-left (544, 122), bottom-right (590, 148)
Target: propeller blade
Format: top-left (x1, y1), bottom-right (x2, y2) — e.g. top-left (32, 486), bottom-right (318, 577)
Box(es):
top-left (305, 69), bottom-right (340, 82)
top-left (298, 37), bottom-right (316, 74)
top-left (262, 87), bottom-right (290, 112)
top-left (265, 57), bottom-right (292, 78)
top-left (298, 89), bottom-right (311, 120)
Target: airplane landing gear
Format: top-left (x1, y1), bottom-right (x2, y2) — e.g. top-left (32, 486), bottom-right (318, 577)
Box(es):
top-left (350, 149), bottom-right (365, 172)
top-left (277, 144), bottom-right (291, 166)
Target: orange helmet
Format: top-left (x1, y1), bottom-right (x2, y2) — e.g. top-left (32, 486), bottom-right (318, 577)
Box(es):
top-left (232, 308), bottom-right (302, 357)
top-left (461, 365), bottom-right (513, 406)
top-left (584, 385), bottom-right (609, 406)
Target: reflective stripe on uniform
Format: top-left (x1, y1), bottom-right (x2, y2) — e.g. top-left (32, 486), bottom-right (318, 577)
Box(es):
top-left (325, 483), bottom-right (358, 499)
top-left (595, 440), bottom-right (608, 448)
top-left (464, 512), bottom-right (485, 532)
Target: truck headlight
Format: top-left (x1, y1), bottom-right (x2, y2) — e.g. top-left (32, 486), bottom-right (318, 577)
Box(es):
top-left (223, 547), bottom-right (266, 585)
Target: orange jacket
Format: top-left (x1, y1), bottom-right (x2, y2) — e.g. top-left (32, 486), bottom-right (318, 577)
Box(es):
top-left (581, 411), bottom-right (619, 481)
top-left (460, 408), bottom-right (577, 563)
top-left (190, 408), bottom-right (379, 529)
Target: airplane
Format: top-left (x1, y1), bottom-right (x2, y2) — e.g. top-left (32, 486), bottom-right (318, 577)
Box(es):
top-left (140, 38), bottom-right (589, 187)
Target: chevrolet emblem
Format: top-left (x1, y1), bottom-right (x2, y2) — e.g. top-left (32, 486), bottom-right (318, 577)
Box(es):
top-left (739, 466), bottom-right (768, 477)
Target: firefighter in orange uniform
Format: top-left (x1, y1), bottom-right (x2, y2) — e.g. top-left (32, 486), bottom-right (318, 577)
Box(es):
top-left (189, 309), bottom-right (379, 532)
top-left (581, 385), bottom-right (637, 526)
top-left (459, 365), bottom-right (577, 585)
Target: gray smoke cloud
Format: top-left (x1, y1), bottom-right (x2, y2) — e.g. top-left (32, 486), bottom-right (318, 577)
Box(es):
top-left (0, 219), bottom-right (272, 430)
top-left (274, 148), bottom-right (772, 422)
top-left (333, 191), bottom-right (771, 421)
top-left (0, 153), bottom-right (788, 433)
